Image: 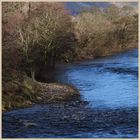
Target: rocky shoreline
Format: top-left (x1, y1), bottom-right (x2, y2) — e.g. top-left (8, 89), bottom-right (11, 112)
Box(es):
top-left (2, 76), bottom-right (80, 112)
top-left (36, 82), bottom-right (80, 103)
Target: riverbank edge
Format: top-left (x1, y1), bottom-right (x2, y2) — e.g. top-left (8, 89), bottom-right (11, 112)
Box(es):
top-left (73, 43), bottom-right (138, 63)
top-left (2, 76), bottom-right (80, 112)
top-left (2, 45), bottom-right (138, 112)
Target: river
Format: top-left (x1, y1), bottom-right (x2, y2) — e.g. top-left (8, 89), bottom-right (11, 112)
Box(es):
top-left (2, 49), bottom-right (138, 138)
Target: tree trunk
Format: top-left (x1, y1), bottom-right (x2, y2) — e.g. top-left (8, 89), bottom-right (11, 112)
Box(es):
top-left (52, 54), bottom-right (56, 68)
top-left (31, 70), bottom-right (35, 81)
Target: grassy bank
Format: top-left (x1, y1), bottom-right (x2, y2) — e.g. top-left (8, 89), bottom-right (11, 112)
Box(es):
top-left (2, 75), bottom-right (79, 112)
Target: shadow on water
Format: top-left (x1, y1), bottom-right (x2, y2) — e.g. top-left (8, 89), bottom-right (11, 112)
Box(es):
top-left (2, 102), bottom-right (138, 138)
top-left (2, 49), bottom-right (138, 138)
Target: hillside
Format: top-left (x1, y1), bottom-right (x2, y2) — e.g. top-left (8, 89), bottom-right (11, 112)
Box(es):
top-left (64, 2), bottom-right (138, 15)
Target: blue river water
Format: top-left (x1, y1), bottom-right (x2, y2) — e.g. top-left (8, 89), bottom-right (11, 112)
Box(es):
top-left (3, 49), bottom-right (138, 138)
top-left (53, 48), bottom-right (138, 109)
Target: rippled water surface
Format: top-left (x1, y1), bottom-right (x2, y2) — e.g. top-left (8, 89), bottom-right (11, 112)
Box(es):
top-left (3, 49), bottom-right (138, 138)
top-left (53, 49), bottom-right (138, 109)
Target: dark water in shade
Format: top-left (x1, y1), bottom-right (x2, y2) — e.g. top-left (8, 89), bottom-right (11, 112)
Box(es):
top-left (2, 49), bottom-right (138, 138)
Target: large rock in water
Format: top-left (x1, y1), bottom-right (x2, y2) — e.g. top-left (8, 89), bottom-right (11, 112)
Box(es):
top-left (36, 82), bottom-right (80, 103)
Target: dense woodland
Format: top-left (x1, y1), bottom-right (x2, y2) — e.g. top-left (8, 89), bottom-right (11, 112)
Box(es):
top-left (2, 2), bottom-right (138, 111)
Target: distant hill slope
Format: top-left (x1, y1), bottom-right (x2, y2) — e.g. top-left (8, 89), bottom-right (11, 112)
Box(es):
top-left (64, 2), bottom-right (110, 15)
top-left (64, 2), bottom-right (138, 15)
